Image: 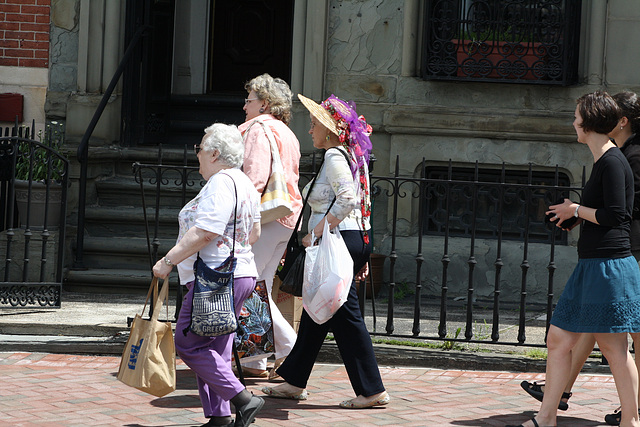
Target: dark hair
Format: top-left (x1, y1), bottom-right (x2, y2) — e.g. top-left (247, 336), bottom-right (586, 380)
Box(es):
top-left (613, 91), bottom-right (640, 134)
top-left (576, 91), bottom-right (621, 134)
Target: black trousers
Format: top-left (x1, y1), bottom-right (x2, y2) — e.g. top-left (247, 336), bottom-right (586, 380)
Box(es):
top-left (276, 229), bottom-right (385, 397)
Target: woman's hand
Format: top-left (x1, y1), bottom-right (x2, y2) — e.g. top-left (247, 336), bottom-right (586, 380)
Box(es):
top-left (355, 263), bottom-right (369, 281)
top-left (302, 233), bottom-right (316, 247)
top-left (546, 198), bottom-right (580, 229)
top-left (153, 258), bottom-right (172, 279)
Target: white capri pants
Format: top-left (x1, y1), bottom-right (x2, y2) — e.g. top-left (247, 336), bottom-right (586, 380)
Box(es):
top-left (243, 220), bottom-right (298, 370)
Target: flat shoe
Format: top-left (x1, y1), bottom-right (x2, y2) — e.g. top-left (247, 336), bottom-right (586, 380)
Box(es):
top-left (269, 357), bottom-right (285, 380)
top-left (520, 380), bottom-right (571, 411)
top-left (261, 386), bottom-right (308, 400)
top-left (234, 394), bottom-right (264, 427)
top-left (234, 366), bottom-right (269, 378)
top-left (339, 391), bottom-right (390, 409)
top-left (604, 407), bottom-right (640, 426)
top-left (604, 407), bottom-right (621, 426)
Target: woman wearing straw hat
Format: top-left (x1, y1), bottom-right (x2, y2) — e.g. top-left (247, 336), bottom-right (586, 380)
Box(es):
top-left (261, 94), bottom-right (389, 408)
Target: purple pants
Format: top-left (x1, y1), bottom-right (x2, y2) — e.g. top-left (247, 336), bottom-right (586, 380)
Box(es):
top-left (175, 276), bottom-right (256, 417)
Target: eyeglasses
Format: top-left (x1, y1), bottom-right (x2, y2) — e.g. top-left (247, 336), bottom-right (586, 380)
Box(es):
top-left (194, 144), bottom-right (201, 155)
top-left (244, 97), bottom-right (259, 105)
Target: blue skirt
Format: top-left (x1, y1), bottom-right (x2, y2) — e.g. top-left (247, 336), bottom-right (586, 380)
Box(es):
top-left (551, 256), bottom-right (640, 333)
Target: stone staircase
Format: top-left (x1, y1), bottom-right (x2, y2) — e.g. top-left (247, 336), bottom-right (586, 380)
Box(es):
top-left (64, 146), bottom-right (200, 292)
top-left (63, 144), bottom-right (321, 293)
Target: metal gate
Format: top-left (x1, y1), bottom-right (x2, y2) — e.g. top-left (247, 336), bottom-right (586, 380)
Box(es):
top-left (0, 121), bottom-right (69, 308)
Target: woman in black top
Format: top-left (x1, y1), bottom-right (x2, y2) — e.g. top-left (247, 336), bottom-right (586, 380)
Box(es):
top-left (508, 91), bottom-right (640, 427)
top-left (518, 92), bottom-right (640, 425)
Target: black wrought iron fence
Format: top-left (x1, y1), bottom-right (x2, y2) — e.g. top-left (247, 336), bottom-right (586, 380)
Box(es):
top-left (133, 150), bottom-right (585, 348)
top-left (0, 121), bottom-right (69, 308)
top-left (421, 0), bottom-right (582, 85)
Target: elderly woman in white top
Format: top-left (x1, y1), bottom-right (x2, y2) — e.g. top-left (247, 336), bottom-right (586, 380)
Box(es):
top-left (153, 123), bottom-right (264, 427)
top-left (261, 94), bottom-right (389, 409)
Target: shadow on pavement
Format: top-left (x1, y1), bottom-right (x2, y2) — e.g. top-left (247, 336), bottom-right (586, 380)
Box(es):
top-left (451, 410), bottom-right (603, 427)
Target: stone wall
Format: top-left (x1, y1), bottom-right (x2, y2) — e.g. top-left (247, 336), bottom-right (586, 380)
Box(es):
top-left (320, 0), bottom-right (640, 298)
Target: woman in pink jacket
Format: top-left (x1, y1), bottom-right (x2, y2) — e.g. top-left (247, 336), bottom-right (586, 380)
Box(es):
top-left (238, 74), bottom-right (303, 378)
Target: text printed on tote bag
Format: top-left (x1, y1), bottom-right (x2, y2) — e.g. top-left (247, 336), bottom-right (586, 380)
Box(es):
top-left (128, 338), bottom-right (144, 370)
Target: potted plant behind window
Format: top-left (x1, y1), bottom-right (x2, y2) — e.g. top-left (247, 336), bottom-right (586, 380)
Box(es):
top-left (13, 121), bottom-right (65, 229)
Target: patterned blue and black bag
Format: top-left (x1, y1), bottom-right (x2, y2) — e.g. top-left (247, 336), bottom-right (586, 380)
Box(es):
top-left (186, 255), bottom-right (238, 337)
top-left (183, 175), bottom-right (239, 337)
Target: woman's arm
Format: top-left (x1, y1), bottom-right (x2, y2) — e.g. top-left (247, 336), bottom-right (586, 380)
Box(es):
top-left (548, 200), bottom-right (597, 228)
top-left (249, 221), bottom-right (261, 245)
top-left (548, 157), bottom-right (629, 227)
top-left (152, 226), bottom-right (218, 278)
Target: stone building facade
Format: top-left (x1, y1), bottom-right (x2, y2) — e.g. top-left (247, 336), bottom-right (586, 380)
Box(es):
top-left (4, 0), bottom-right (640, 302)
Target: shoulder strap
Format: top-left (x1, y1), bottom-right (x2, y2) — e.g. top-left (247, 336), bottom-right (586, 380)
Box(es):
top-left (246, 119), bottom-right (282, 197)
top-left (329, 146), bottom-right (352, 166)
top-left (221, 172), bottom-right (238, 255)
top-left (292, 155), bottom-right (325, 231)
top-left (199, 171), bottom-right (237, 255)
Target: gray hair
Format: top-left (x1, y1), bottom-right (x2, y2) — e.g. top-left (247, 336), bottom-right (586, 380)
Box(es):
top-left (244, 73), bottom-right (293, 125)
top-left (201, 123), bottom-right (244, 169)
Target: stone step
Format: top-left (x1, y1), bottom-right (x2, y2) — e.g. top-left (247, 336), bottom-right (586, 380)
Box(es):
top-left (64, 268), bottom-right (181, 292)
top-left (83, 205), bottom-right (180, 238)
top-left (95, 176), bottom-right (204, 209)
top-left (79, 236), bottom-right (176, 269)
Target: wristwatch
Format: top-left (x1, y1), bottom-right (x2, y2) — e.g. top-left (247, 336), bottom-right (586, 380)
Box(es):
top-left (163, 257), bottom-right (174, 267)
top-left (574, 205), bottom-right (580, 218)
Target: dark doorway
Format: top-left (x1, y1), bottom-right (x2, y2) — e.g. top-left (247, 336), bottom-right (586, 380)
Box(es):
top-left (122, 0), bottom-right (295, 147)
top-left (208, 1), bottom-right (293, 95)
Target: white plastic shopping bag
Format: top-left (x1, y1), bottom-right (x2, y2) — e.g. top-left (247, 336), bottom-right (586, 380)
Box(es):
top-left (302, 219), bottom-right (354, 324)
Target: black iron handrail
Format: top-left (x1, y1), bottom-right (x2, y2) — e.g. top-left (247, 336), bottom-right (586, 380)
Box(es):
top-left (74, 25), bottom-right (151, 268)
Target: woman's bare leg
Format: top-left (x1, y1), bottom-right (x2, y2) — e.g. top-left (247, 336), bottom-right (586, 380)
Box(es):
top-left (564, 333), bottom-right (597, 394)
top-left (520, 325), bottom-right (581, 427)
top-left (595, 333), bottom-right (639, 427)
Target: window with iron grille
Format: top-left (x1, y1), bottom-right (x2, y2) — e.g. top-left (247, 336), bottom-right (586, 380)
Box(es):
top-left (423, 166), bottom-right (572, 244)
top-left (421, 0), bottom-right (582, 85)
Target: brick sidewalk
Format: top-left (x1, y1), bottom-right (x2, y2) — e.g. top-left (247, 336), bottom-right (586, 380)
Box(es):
top-left (0, 352), bottom-right (620, 426)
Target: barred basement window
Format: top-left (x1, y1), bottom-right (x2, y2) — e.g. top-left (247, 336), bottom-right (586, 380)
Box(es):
top-left (421, 0), bottom-right (582, 85)
top-left (423, 165), bottom-right (572, 244)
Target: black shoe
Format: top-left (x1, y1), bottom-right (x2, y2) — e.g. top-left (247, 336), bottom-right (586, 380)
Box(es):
top-left (520, 380), bottom-right (572, 411)
top-left (604, 407), bottom-right (640, 426)
top-left (200, 416), bottom-right (234, 426)
top-left (234, 394), bottom-right (264, 427)
top-left (604, 407), bottom-right (621, 426)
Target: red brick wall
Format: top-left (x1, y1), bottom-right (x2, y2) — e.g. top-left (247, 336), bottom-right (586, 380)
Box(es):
top-left (0, 0), bottom-right (51, 67)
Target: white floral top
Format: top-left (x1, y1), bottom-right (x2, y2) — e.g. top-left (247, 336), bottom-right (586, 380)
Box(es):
top-left (176, 169), bottom-right (261, 283)
top-left (303, 147), bottom-right (371, 233)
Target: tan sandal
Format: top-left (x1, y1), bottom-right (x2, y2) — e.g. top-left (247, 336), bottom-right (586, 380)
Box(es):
top-left (261, 386), bottom-right (308, 400)
top-left (268, 357), bottom-right (285, 380)
top-left (339, 391), bottom-right (390, 409)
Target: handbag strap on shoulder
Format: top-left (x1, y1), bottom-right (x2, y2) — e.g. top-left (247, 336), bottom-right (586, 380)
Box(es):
top-left (294, 147), bottom-right (348, 232)
top-left (223, 172), bottom-right (238, 256)
top-left (198, 172), bottom-right (238, 259)
top-left (245, 119), bottom-right (282, 198)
